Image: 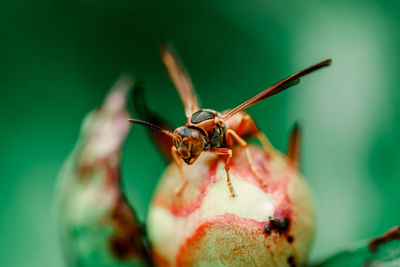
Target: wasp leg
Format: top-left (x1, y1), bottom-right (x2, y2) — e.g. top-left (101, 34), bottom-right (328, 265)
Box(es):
top-left (240, 112), bottom-right (273, 151)
top-left (255, 131), bottom-right (275, 152)
top-left (209, 148), bottom-right (236, 197)
top-left (171, 146), bottom-right (188, 196)
top-left (226, 129), bottom-right (267, 189)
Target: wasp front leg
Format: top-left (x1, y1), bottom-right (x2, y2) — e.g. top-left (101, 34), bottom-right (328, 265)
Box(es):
top-left (171, 146), bottom-right (188, 196)
top-left (209, 148), bottom-right (236, 197)
top-left (225, 129), bottom-right (267, 189)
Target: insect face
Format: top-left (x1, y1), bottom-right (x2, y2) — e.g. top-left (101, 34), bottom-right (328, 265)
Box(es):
top-left (173, 127), bottom-right (204, 165)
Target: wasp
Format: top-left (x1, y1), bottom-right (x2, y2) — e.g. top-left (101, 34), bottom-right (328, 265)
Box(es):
top-left (129, 44), bottom-right (331, 197)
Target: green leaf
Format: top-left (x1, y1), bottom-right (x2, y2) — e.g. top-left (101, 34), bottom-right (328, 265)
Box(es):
top-left (317, 226), bottom-right (400, 267)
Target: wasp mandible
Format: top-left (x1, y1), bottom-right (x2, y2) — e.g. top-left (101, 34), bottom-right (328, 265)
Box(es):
top-left (130, 44), bottom-right (331, 197)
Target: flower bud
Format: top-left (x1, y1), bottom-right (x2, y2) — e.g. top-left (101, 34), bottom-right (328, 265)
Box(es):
top-left (147, 144), bottom-right (314, 266)
top-left (56, 76), bottom-right (152, 266)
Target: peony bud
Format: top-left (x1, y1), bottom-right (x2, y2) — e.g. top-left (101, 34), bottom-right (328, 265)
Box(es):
top-left (56, 76), bottom-right (152, 266)
top-left (147, 143), bottom-right (314, 267)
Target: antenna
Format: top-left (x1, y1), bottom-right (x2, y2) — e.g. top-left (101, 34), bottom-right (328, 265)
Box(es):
top-left (129, 119), bottom-right (178, 142)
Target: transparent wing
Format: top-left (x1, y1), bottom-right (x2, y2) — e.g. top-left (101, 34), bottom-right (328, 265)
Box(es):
top-left (161, 43), bottom-right (200, 117)
top-left (222, 59), bottom-right (332, 121)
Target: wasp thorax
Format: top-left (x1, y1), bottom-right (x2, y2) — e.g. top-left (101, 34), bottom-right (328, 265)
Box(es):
top-left (173, 126), bottom-right (204, 165)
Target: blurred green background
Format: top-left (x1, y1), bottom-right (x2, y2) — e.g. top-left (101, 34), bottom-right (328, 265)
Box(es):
top-left (1, 0), bottom-right (400, 266)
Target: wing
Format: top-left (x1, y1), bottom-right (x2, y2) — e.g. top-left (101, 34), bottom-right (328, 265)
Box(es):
top-left (161, 43), bottom-right (200, 117)
top-left (132, 82), bottom-right (175, 163)
top-left (222, 59), bottom-right (332, 121)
